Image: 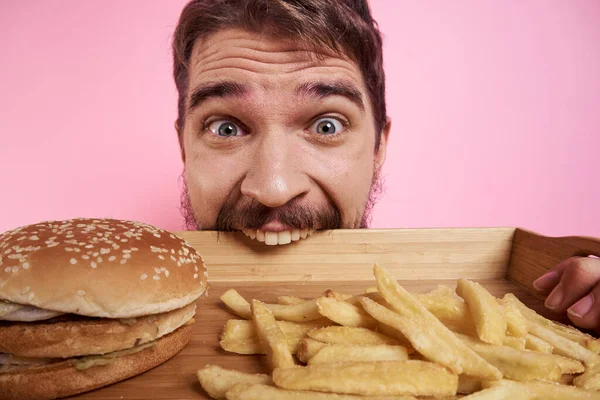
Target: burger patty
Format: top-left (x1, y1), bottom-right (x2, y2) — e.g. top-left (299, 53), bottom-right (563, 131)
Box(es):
top-left (0, 341), bottom-right (155, 372)
top-left (0, 302), bottom-right (196, 358)
top-left (0, 324), bottom-right (194, 400)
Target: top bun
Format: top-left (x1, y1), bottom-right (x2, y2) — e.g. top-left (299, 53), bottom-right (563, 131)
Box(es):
top-left (0, 218), bottom-right (208, 318)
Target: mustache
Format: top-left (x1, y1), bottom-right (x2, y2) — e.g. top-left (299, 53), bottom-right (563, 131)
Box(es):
top-left (215, 198), bottom-right (342, 231)
top-left (179, 166), bottom-right (384, 231)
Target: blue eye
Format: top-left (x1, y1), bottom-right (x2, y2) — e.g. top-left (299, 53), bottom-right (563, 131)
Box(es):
top-left (310, 118), bottom-right (345, 135)
top-left (207, 120), bottom-right (245, 137)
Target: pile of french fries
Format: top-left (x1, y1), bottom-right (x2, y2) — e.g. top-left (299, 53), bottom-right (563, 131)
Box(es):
top-left (197, 265), bottom-right (600, 399)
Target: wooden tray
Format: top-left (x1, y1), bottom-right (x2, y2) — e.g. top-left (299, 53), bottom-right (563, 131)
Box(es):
top-left (72, 228), bottom-right (600, 399)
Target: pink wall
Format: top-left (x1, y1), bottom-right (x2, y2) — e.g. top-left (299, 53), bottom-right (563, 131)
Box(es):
top-left (1, 1), bottom-right (598, 237)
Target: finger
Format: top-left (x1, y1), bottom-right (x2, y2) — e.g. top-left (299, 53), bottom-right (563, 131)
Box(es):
top-left (567, 283), bottom-right (600, 331)
top-left (533, 257), bottom-right (577, 291)
top-left (544, 257), bottom-right (600, 313)
top-left (533, 269), bottom-right (562, 291)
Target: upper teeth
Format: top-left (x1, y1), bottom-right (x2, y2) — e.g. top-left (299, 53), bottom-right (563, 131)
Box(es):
top-left (242, 229), bottom-right (313, 245)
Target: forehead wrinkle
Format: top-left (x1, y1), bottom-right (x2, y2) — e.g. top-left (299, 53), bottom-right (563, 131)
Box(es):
top-left (195, 46), bottom-right (326, 70)
top-left (191, 30), bottom-right (342, 68)
top-left (195, 60), bottom-right (360, 80)
top-left (190, 33), bottom-right (361, 81)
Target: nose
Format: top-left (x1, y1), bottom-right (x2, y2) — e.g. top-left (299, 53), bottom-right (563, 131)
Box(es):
top-left (240, 135), bottom-right (311, 208)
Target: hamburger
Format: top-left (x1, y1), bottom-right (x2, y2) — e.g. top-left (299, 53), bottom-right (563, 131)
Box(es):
top-left (0, 218), bottom-right (208, 399)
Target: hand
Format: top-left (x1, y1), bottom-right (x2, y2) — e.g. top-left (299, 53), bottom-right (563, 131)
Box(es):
top-left (533, 256), bottom-right (600, 332)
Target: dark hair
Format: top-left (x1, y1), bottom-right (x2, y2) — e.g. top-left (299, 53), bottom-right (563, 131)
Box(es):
top-left (172, 0), bottom-right (387, 149)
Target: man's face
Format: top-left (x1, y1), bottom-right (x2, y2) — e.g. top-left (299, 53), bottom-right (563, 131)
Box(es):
top-left (179, 29), bottom-right (389, 245)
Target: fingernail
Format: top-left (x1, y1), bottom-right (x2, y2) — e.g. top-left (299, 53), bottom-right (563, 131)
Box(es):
top-left (533, 271), bottom-right (559, 291)
top-left (545, 283), bottom-right (564, 309)
top-left (568, 294), bottom-right (595, 318)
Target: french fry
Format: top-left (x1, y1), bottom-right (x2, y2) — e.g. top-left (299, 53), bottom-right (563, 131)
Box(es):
top-left (220, 319), bottom-right (329, 341)
top-left (364, 286), bottom-right (378, 293)
top-left (524, 333), bottom-right (554, 353)
top-left (322, 290), bottom-right (354, 301)
top-left (502, 335), bottom-right (526, 350)
top-left (374, 322), bottom-right (416, 353)
top-left (458, 333), bottom-right (562, 382)
top-left (297, 339), bottom-right (410, 368)
top-left (221, 319), bottom-right (256, 340)
top-left (458, 375), bottom-right (482, 394)
top-left (220, 320), bottom-right (329, 355)
top-left (412, 286), bottom-right (463, 322)
top-left (574, 362), bottom-right (600, 390)
top-left (461, 380), bottom-right (534, 399)
top-left (265, 300), bottom-right (323, 322)
top-left (251, 300), bottom-right (295, 369)
top-left (483, 379), bottom-right (600, 399)
top-left (372, 265), bottom-right (502, 380)
top-left (219, 336), bottom-right (314, 354)
top-left (307, 326), bottom-right (399, 346)
top-left (272, 360), bottom-right (459, 397)
top-left (343, 292), bottom-right (387, 307)
top-left (308, 344), bottom-right (409, 365)
top-left (527, 321), bottom-right (600, 367)
top-left (296, 338), bottom-right (327, 363)
top-left (414, 292), bottom-right (473, 329)
top-left (221, 289), bottom-right (323, 322)
top-left (523, 380), bottom-right (600, 399)
top-left (215, 268), bottom-right (600, 399)
top-left (312, 300), bottom-right (418, 353)
top-left (196, 365), bottom-right (271, 400)
top-left (413, 291), bottom-right (463, 311)
top-left (427, 284), bottom-right (457, 297)
top-left (498, 300), bottom-right (528, 338)
top-left (225, 383), bottom-right (419, 400)
top-left (220, 338), bottom-right (267, 355)
top-left (316, 296), bottom-right (378, 329)
top-left (278, 295), bottom-right (307, 305)
top-left (456, 278), bottom-right (507, 345)
top-left (359, 296), bottom-right (463, 375)
top-left (553, 354), bottom-right (585, 375)
top-left (503, 293), bottom-right (600, 353)
top-left (221, 289), bottom-right (253, 319)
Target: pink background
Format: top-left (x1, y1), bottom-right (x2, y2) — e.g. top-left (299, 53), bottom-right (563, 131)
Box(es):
top-left (1, 1), bottom-right (598, 237)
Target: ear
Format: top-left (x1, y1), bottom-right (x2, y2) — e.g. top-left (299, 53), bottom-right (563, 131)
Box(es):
top-left (375, 117), bottom-right (391, 170)
top-left (175, 120), bottom-right (186, 163)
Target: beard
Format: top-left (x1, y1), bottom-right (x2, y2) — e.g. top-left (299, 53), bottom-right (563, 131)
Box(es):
top-left (179, 168), bottom-right (384, 231)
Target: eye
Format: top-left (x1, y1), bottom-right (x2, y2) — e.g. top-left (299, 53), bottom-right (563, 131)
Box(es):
top-left (207, 120), bottom-right (246, 137)
top-left (309, 117), bottom-right (345, 135)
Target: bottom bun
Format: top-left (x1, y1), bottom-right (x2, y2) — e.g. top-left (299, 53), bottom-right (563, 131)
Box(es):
top-left (0, 324), bottom-right (193, 400)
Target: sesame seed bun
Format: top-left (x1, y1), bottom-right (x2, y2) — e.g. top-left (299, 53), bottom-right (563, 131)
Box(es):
top-left (0, 323), bottom-right (193, 400)
top-left (0, 218), bottom-right (208, 318)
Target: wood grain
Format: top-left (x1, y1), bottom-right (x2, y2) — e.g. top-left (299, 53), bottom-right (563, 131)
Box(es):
top-left (508, 228), bottom-right (600, 296)
top-left (178, 228), bottom-right (515, 281)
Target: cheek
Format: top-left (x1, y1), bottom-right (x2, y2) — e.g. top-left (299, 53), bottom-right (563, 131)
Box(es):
top-left (333, 153), bottom-right (374, 206)
top-left (183, 144), bottom-right (247, 226)
top-left (303, 142), bottom-right (375, 223)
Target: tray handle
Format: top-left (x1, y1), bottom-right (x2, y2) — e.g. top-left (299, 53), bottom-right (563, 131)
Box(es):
top-left (507, 228), bottom-right (600, 294)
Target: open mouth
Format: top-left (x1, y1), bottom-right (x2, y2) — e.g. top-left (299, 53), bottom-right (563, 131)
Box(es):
top-left (241, 229), bottom-right (315, 245)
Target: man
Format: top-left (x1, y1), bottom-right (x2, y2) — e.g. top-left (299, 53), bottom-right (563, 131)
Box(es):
top-left (171, 0), bottom-right (600, 331)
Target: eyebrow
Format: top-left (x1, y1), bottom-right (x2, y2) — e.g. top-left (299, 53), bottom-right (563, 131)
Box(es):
top-left (296, 81), bottom-right (365, 113)
top-left (187, 80), bottom-right (366, 114)
top-left (187, 81), bottom-right (250, 112)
